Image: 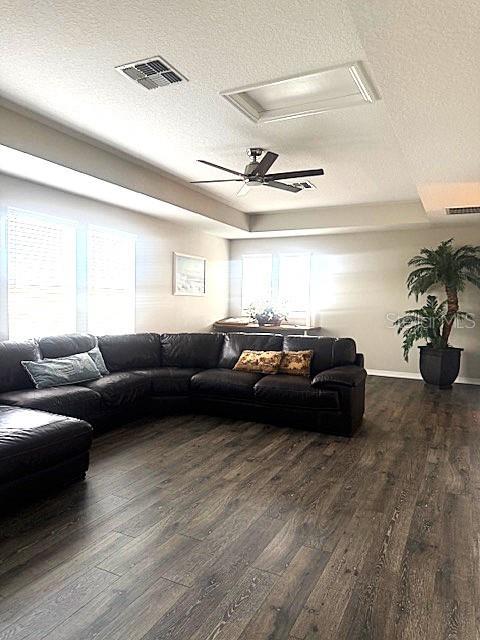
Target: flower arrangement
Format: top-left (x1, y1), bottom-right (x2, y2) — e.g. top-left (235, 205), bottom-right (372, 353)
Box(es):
top-left (248, 301), bottom-right (287, 326)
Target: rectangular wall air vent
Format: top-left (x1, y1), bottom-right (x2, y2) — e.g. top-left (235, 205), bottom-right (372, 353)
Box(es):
top-left (116, 56), bottom-right (187, 90)
top-left (446, 206), bottom-right (480, 215)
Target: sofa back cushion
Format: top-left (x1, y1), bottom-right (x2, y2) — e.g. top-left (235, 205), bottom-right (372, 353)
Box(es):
top-left (98, 333), bottom-right (162, 372)
top-left (160, 333), bottom-right (224, 369)
top-left (283, 336), bottom-right (357, 375)
top-left (0, 340), bottom-right (40, 392)
top-left (38, 333), bottom-right (96, 359)
top-left (218, 333), bottom-right (283, 369)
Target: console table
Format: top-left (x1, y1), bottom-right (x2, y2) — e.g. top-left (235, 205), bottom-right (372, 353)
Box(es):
top-left (213, 318), bottom-right (321, 336)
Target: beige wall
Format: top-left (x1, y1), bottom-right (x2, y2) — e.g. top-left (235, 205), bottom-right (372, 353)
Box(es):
top-left (0, 103), bottom-right (248, 233)
top-left (3, 170), bottom-right (480, 381)
top-left (0, 174), bottom-right (229, 335)
top-left (230, 225), bottom-right (480, 381)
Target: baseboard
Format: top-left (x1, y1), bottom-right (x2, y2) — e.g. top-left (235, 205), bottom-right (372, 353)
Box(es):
top-left (368, 369), bottom-right (480, 386)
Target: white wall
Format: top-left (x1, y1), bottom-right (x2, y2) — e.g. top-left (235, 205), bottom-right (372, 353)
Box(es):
top-left (0, 174), bottom-right (229, 334)
top-left (230, 225), bottom-right (480, 381)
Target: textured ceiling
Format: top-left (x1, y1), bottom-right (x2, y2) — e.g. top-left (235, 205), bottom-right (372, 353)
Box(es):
top-left (0, 0), bottom-right (477, 217)
top-left (0, 0), bottom-right (418, 213)
top-left (347, 0), bottom-right (480, 186)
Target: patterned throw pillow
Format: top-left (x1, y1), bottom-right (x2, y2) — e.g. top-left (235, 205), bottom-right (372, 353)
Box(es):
top-left (233, 350), bottom-right (283, 374)
top-left (21, 353), bottom-right (102, 389)
top-left (279, 350), bottom-right (314, 377)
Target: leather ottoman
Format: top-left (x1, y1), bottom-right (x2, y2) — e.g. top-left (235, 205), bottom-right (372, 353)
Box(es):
top-left (0, 405), bottom-right (93, 502)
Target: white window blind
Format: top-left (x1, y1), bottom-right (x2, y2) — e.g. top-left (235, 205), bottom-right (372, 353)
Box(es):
top-left (240, 252), bottom-right (311, 325)
top-left (241, 254), bottom-right (273, 312)
top-left (7, 210), bottom-right (76, 340)
top-left (278, 253), bottom-right (311, 325)
top-left (87, 226), bottom-right (135, 335)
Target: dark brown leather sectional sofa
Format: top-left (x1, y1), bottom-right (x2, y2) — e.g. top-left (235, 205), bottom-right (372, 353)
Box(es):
top-left (0, 331), bottom-right (366, 501)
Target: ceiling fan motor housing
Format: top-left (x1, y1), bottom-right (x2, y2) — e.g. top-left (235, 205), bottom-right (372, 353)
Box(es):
top-left (244, 161), bottom-right (260, 176)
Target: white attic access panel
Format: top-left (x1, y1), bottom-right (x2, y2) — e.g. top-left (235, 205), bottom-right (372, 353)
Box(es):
top-left (221, 62), bottom-right (377, 123)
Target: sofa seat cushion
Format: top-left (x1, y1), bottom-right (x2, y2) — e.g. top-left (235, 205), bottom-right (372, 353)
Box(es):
top-left (134, 368), bottom-right (199, 396)
top-left (0, 405), bottom-right (92, 484)
top-left (190, 369), bottom-right (264, 399)
top-left (254, 375), bottom-right (339, 409)
top-left (0, 386), bottom-right (103, 420)
top-left (81, 372), bottom-right (150, 407)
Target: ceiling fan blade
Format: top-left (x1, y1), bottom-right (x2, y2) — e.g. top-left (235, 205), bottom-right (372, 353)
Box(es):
top-left (190, 179), bottom-right (243, 183)
top-left (236, 183), bottom-right (250, 197)
top-left (265, 181), bottom-right (301, 193)
top-left (264, 168), bottom-right (324, 181)
top-left (251, 151), bottom-right (279, 177)
top-left (197, 160), bottom-right (244, 177)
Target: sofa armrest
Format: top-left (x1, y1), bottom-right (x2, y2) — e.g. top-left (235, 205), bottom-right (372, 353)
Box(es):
top-left (355, 353), bottom-right (364, 368)
top-left (311, 365), bottom-right (367, 389)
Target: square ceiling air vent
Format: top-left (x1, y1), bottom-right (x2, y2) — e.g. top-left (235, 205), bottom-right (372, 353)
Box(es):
top-left (116, 56), bottom-right (187, 90)
top-left (221, 62), bottom-right (377, 123)
top-left (292, 180), bottom-right (316, 190)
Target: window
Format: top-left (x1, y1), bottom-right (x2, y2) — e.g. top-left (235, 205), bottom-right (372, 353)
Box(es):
top-left (1, 209), bottom-right (136, 340)
top-left (278, 253), bottom-right (311, 325)
top-left (87, 226), bottom-right (136, 335)
top-left (241, 254), bottom-right (272, 312)
top-left (6, 210), bottom-right (76, 340)
top-left (241, 252), bottom-right (311, 325)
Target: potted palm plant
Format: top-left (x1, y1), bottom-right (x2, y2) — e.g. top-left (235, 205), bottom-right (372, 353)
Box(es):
top-left (395, 238), bottom-right (480, 388)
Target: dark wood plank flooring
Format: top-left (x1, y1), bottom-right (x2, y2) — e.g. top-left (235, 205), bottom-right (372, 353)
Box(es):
top-left (1, 376), bottom-right (479, 639)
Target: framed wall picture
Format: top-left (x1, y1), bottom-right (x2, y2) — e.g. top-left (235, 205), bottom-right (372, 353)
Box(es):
top-left (173, 252), bottom-right (206, 296)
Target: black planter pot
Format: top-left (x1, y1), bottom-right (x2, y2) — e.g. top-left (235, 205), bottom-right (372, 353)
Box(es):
top-left (419, 346), bottom-right (463, 389)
